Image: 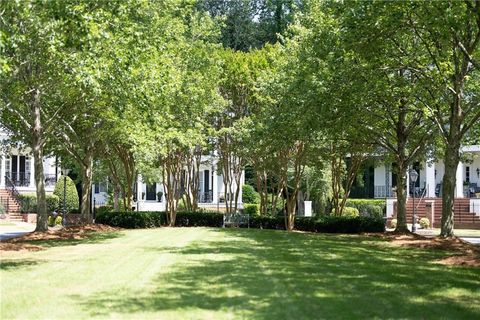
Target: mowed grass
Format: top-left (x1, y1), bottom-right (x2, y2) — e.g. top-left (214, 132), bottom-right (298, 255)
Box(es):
top-left (1, 228), bottom-right (480, 319)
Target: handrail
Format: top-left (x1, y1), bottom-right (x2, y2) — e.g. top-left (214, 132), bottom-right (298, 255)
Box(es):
top-left (415, 187), bottom-right (427, 211)
top-left (4, 175), bottom-right (21, 203)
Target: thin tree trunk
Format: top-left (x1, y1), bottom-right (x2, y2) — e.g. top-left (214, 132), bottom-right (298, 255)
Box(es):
top-left (80, 154), bottom-right (93, 224)
top-left (31, 89), bottom-right (48, 232)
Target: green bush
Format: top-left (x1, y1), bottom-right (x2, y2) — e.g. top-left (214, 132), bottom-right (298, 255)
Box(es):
top-left (295, 216), bottom-right (385, 233)
top-left (55, 216), bottom-right (63, 226)
top-left (243, 203), bottom-right (260, 216)
top-left (175, 211), bottom-right (224, 227)
top-left (342, 207), bottom-right (359, 218)
top-left (0, 203), bottom-right (5, 215)
top-left (390, 219), bottom-right (397, 229)
top-left (96, 210), bottom-right (384, 233)
top-left (18, 193), bottom-right (60, 213)
top-left (54, 176), bottom-right (79, 213)
top-left (48, 216), bottom-right (55, 227)
top-left (242, 185), bottom-right (260, 204)
top-left (346, 199), bottom-right (385, 218)
top-left (95, 210), bottom-right (224, 229)
top-left (419, 217), bottom-right (430, 229)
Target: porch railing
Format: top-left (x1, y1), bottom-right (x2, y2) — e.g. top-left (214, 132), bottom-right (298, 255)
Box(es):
top-left (44, 174), bottom-right (57, 187)
top-left (198, 191), bottom-right (213, 203)
top-left (5, 172), bottom-right (30, 187)
top-left (374, 186), bottom-right (396, 198)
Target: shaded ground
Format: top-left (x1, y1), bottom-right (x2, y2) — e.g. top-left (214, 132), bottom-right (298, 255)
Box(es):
top-left (369, 232), bottom-right (480, 267)
top-left (0, 224), bottom-right (121, 251)
top-left (1, 228), bottom-right (479, 319)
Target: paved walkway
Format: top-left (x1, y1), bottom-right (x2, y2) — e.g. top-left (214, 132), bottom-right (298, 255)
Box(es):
top-left (0, 221), bottom-right (35, 241)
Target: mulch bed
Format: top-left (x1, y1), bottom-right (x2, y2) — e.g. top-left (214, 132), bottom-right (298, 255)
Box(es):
top-left (369, 232), bottom-right (480, 267)
top-left (0, 224), bottom-right (121, 252)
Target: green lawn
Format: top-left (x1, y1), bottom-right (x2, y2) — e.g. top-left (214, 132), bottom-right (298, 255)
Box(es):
top-left (1, 228), bottom-right (479, 319)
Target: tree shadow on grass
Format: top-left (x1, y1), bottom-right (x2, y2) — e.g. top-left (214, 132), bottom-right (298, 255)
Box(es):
top-left (15, 231), bottom-right (124, 249)
top-left (74, 228), bottom-right (480, 319)
top-left (0, 259), bottom-right (43, 271)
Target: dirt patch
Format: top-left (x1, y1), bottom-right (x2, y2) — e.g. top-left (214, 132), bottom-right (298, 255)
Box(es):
top-left (375, 232), bottom-right (480, 267)
top-left (0, 224), bottom-right (121, 252)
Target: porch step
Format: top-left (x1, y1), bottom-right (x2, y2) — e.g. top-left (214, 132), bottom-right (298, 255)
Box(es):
top-left (397, 197), bottom-right (480, 228)
top-left (0, 188), bottom-right (22, 214)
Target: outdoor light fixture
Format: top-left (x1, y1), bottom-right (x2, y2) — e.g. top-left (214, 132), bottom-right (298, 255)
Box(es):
top-left (477, 168), bottom-right (480, 178)
top-left (61, 168), bottom-right (71, 227)
top-left (409, 169), bottom-right (419, 233)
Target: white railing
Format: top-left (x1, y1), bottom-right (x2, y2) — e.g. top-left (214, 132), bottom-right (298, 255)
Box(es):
top-left (374, 186), bottom-right (395, 198)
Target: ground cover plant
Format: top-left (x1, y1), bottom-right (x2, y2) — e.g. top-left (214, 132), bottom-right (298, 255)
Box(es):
top-left (1, 228), bottom-right (479, 319)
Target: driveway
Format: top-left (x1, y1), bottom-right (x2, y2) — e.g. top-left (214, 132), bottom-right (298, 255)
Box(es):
top-left (0, 221), bottom-right (35, 241)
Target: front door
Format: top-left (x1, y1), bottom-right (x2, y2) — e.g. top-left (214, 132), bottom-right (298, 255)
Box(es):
top-left (146, 183), bottom-right (156, 201)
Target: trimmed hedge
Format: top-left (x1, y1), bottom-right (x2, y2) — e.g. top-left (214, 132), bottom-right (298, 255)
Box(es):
top-left (96, 209), bottom-right (385, 233)
top-left (54, 176), bottom-right (79, 213)
top-left (346, 199), bottom-right (385, 218)
top-left (18, 193), bottom-right (60, 213)
top-left (96, 210), bottom-right (223, 229)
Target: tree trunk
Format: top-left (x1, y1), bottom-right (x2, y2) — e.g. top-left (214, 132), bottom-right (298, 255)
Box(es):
top-left (31, 90), bottom-right (48, 232)
top-left (80, 155), bottom-right (93, 224)
top-left (394, 164), bottom-right (409, 233)
top-left (440, 143), bottom-right (460, 237)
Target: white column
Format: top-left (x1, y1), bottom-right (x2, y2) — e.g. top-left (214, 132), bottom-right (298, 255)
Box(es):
top-left (212, 162), bottom-right (218, 204)
top-left (425, 160), bottom-right (436, 197)
top-left (0, 156), bottom-right (5, 186)
top-left (456, 162), bottom-right (464, 198)
top-left (238, 170), bottom-right (245, 204)
top-left (406, 169), bottom-right (410, 198)
top-left (137, 174), bottom-right (143, 210)
top-left (29, 156), bottom-right (35, 188)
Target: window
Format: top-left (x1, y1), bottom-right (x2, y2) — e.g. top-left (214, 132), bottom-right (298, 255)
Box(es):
top-left (466, 166), bottom-right (470, 183)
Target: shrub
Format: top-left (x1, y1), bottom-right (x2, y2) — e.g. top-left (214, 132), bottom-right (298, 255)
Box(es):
top-left (54, 176), bottom-right (79, 213)
top-left (55, 216), bottom-right (63, 226)
top-left (96, 210), bottom-right (385, 233)
top-left (95, 206), bottom-right (113, 217)
top-left (0, 203), bottom-right (4, 215)
top-left (390, 219), bottom-right (397, 229)
top-left (96, 211), bottom-right (166, 228)
top-left (250, 215), bottom-right (284, 230)
top-left (342, 207), bottom-right (359, 218)
top-left (330, 207), bottom-right (359, 217)
top-left (48, 216), bottom-right (55, 227)
top-left (18, 193), bottom-right (60, 213)
top-left (175, 211), bottom-right (224, 227)
top-left (419, 217), bottom-right (430, 229)
top-left (346, 199), bottom-right (385, 218)
top-left (242, 185), bottom-right (259, 204)
top-left (243, 203), bottom-right (260, 216)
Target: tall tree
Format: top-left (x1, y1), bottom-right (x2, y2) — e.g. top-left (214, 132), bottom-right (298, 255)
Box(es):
top-left (0, 1), bottom-right (71, 231)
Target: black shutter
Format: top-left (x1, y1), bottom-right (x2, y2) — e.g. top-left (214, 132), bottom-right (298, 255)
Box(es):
top-left (204, 170), bottom-right (210, 192)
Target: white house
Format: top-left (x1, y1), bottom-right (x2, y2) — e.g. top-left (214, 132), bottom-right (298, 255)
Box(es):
top-left (0, 130), bottom-right (59, 194)
top-left (93, 155), bottom-right (245, 212)
top-left (358, 145), bottom-right (480, 221)
top-left (370, 145), bottom-right (480, 199)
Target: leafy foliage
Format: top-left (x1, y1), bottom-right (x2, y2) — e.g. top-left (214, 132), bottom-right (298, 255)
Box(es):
top-left (53, 176), bottom-right (79, 213)
top-left (242, 185), bottom-right (260, 204)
